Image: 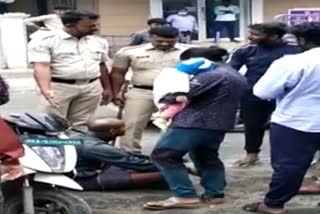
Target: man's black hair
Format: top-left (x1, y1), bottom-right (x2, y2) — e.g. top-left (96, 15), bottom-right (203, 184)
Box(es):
top-left (249, 22), bottom-right (288, 38)
top-left (62, 11), bottom-right (99, 25)
top-left (149, 26), bottom-right (179, 38)
top-left (147, 18), bottom-right (168, 26)
top-left (180, 46), bottom-right (229, 62)
top-left (290, 22), bottom-right (320, 46)
top-left (53, 5), bottom-right (70, 11)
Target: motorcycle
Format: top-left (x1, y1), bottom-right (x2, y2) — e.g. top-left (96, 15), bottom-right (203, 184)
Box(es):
top-left (2, 113), bottom-right (92, 214)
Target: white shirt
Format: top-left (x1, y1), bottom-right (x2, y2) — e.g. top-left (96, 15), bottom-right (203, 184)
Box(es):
top-left (253, 48), bottom-right (320, 132)
top-left (28, 30), bottom-right (109, 80)
top-left (214, 5), bottom-right (240, 21)
top-left (24, 14), bottom-right (63, 30)
top-left (166, 14), bottom-right (197, 32)
top-left (153, 68), bottom-right (190, 107)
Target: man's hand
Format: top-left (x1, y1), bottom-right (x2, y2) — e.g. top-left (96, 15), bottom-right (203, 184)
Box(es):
top-left (113, 93), bottom-right (125, 107)
top-left (176, 96), bottom-right (189, 108)
top-left (1, 163), bottom-right (24, 182)
top-left (108, 123), bottom-right (126, 137)
top-left (176, 95), bottom-right (189, 103)
top-left (42, 89), bottom-right (59, 108)
top-left (101, 89), bottom-right (113, 105)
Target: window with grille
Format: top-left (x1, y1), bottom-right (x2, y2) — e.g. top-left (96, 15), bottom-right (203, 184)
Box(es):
top-left (48, 0), bottom-right (76, 10)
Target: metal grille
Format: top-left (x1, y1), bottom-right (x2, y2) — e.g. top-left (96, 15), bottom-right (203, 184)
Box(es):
top-left (48, 0), bottom-right (76, 9)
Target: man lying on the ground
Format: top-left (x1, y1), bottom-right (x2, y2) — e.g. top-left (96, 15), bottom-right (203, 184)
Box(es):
top-left (69, 118), bottom-right (168, 191)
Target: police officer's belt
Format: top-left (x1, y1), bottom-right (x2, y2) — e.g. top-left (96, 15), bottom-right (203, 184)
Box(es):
top-left (51, 77), bottom-right (99, 84)
top-left (133, 85), bottom-right (153, 90)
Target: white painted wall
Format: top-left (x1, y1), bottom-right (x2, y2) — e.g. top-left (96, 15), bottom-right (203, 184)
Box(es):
top-left (76, 0), bottom-right (96, 11)
top-left (0, 13), bottom-right (29, 68)
top-left (251, 0), bottom-right (264, 23)
top-left (149, 0), bottom-right (163, 18)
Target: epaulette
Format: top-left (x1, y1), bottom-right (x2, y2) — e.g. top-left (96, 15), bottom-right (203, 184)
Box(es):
top-left (119, 44), bottom-right (147, 51)
top-left (30, 30), bottom-right (56, 41)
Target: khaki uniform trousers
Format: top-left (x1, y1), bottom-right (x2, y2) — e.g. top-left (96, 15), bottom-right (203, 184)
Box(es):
top-left (41, 80), bottom-right (102, 131)
top-left (119, 87), bottom-right (156, 152)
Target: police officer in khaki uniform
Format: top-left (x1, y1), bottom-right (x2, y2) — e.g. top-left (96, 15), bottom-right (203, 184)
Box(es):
top-left (28, 11), bottom-right (113, 130)
top-left (111, 26), bottom-right (189, 152)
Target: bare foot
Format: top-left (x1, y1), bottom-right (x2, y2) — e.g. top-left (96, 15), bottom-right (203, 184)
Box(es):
top-left (233, 154), bottom-right (259, 168)
top-left (299, 183), bottom-right (320, 194)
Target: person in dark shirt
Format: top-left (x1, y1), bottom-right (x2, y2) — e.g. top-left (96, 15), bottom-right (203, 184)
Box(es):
top-left (143, 47), bottom-right (247, 210)
top-left (229, 22), bottom-right (300, 168)
top-left (129, 18), bottom-right (168, 46)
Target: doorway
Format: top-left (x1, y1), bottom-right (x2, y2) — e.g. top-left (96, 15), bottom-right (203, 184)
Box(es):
top-left (205, 0), bottom-right (240, 39)
top-left (162, 0), bottom-right (199, 40)
top-left (159, 0), bottom-right (250, 41)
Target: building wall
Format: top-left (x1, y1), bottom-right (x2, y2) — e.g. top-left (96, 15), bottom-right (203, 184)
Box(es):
top-left (264, 0), bottom-right (320, 21)
top-left (97, 0), bottom-right (150, 36)
top-left (76, 0), bottom-right (96, 11)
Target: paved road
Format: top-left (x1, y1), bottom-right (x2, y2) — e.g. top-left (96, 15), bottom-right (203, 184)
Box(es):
top-left (1, 76), bottom-right (320, 213)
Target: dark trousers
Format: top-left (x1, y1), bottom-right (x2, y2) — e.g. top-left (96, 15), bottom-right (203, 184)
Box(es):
top-left (241, 98), bottom-right (275, 154)
top-left (151, 127), bottom-right (226, 198)
top-left (0, 3), bottom-right (7, 14)
top-left (214, 21), bottom-right (236, 40)
top-left (72, 132), bottom-right (158, 178)
top-left (264, 123), bottom-right (320, 208)
top-left (179, 31), bottom-right (192, 44)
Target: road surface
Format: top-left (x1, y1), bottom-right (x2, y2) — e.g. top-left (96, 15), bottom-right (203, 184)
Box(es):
top-left (1, 74), bottom-right (319, 214)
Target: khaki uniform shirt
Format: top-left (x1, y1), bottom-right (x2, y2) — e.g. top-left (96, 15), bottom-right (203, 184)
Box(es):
top-left (112, 43), bottom-right (189, 86)
top-left (28, 30), bottom-right (109, 80)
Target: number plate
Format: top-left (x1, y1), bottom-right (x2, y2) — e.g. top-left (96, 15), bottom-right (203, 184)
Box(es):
top-left (23, 138), bottom-right (82, 146)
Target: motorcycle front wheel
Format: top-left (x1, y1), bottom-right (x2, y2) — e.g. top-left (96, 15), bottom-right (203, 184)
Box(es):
top-left (4, 190), bottom-right (92, 214)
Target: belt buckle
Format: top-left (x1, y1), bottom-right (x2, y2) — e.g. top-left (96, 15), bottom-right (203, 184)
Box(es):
top-left (75, 79), bottom-right (89, 85)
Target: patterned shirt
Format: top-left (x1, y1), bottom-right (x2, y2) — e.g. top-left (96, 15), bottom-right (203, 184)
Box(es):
top-left (172, 64), bottom-right (248, 131)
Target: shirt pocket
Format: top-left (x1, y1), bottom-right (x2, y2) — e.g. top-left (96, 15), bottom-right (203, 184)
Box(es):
top-left (159, 58), bottom-right (178, 68)
top-left (88, 47), bottom-right (105, 61)
top-left (53, 50), bottom-right (79, 61)
top-left (133, 56), bottom-right (155, 70)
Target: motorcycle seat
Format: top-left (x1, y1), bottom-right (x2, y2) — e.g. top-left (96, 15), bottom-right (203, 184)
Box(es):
top-left (3, 113), bottom-right (70, 133)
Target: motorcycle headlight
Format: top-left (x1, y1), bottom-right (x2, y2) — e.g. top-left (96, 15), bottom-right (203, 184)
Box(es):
top-left (32, 146), bottom-right (66, 173)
